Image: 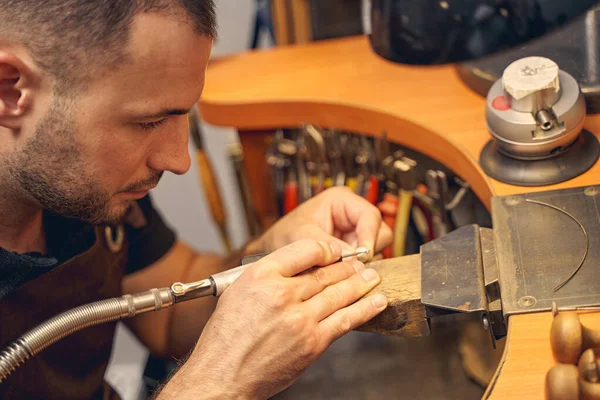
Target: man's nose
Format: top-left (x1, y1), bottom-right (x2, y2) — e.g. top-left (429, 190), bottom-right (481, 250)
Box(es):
top-left (147, 118), bottom-right (191, 175)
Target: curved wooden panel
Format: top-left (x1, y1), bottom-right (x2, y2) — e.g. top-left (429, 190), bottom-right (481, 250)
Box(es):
top-left (200, 36), bottom-right (600, 206)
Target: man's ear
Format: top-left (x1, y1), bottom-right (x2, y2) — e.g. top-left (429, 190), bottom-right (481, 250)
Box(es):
top-left (0, 52), bottom-right (35, 130)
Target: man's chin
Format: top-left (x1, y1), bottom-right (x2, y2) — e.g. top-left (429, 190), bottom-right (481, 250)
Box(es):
top-left (94, 199), bottom-right (135, 226)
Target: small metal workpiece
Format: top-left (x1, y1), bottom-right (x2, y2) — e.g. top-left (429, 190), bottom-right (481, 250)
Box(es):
top-left (171, 247), bottom-right (373, 303)
top-left (525, 198), bottom-right (589, 292)
top-left (353, 246), bottom-right (371, 263)
top-left (551, 301), bottom-right (600, 317)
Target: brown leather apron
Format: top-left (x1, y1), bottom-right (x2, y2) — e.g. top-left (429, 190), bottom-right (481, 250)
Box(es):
top-left (0, 225), bottom-right (128, 400)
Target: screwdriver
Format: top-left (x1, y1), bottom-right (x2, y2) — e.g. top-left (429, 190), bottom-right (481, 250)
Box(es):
top-left (189, 105), bottom-right (232, 253)
top-left (169, 247), bottom-right (372, 301)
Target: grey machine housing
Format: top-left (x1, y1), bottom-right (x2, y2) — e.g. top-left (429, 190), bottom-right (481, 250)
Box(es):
top-left (485, 69), bottom-right (586, 160)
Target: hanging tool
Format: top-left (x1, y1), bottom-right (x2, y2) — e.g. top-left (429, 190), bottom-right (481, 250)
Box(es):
top-left (277, 135), bottom-right (300, 215)
top-left (392, 157), bottom-right (417, 257)
top-left (303, 124), bottom-right (327, 196)
top-left (412, 184), bottom-right (434, 243)
top-left (323, 129), bottom-right (345, 187)
top-left (266, 130), bottom-right (289, 217)
top-left (294, 130), bottom-right (312, 203)
top-left (341, 134), bottom-right (363, 194)
top-left (359, 136), bottom-right (379, 205)
top-left (374, 132), bottom-right (392, 204)
top-left (227, 142), bottom-right (262, 237)
top-left (426, 170), bottom-right (453, 238)
top-left (353, 136), bottom-right (369, 197)
top-left (189, 105), bottom-right (233, 253)
top-left (377, 150), bottom-right (404, 258)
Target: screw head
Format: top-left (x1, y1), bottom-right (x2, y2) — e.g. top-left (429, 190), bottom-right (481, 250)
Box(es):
top-left (518, 296), bottom-right (537, 308)
top-left (585, 187), bottom-right (599, 197)
top-left (505, 196), bottom-right (523, 206)
top-left (482, 315), bottom-right (490, 330)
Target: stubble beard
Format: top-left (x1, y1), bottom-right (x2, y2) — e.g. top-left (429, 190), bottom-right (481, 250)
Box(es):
top-left (7, 98), bottom-right (131, 226)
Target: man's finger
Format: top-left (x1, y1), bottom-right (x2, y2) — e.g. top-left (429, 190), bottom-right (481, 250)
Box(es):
top-left (298, 225), bottom-right (355, 253)
top-left (328, 189), bottom-right (384, 255)
top-left (373, 221), bottom-right (393, 253)
top-left (294, 260), bottom-right (364, 301)
top-left (303, 268), bottom-right (380, 321)
top-left (318, 294), bottom-right (388, 347)
top-left (257, 239), bottom-right (342, 277)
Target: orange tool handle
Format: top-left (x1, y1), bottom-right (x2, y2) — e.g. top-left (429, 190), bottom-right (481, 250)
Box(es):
top-left (284, 181), bottom-right (299, 214)
top-left (196, 150), bottom-right (226, 225)
top-left (196, 150), bottom-right (232, 253)
top-left (377, 193), bottom-right (399, 259)
top-left (365, 176), bottom-right (380, 205)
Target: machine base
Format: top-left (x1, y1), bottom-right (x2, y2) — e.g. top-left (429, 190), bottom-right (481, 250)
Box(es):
top-left (479, 130), bottom-right (600, 186)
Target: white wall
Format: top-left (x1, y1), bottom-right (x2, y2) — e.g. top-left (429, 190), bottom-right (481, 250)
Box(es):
top-left (106, 2), bottom-right (273, 398)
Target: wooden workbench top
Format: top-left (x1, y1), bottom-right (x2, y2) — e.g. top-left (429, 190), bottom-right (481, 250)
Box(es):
top-left (199, 35), bottom-right (600, 209)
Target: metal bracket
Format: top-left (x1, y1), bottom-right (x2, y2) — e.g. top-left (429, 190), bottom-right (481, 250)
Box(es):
top-left (421, 225), bottom-right (505, 347)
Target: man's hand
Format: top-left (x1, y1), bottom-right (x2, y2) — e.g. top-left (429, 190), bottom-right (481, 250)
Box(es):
top-left (251, 186), bottom-right (393, 256)
top-left (158, 239), bottom-right (387, 399)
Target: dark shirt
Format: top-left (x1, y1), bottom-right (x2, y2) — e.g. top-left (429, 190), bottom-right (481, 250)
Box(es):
top-left (0, 195), bottom-right (176, 300)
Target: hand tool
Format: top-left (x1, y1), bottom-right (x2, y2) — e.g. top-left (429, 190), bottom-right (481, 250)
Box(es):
top-left (170, 247), bottom-right (372, 300)
top-left (227, 142), bottom-right (262, 237)
top-left (392, 157), bottom-right (417, 257)
top-left (303, 124), bottom-right (327, 196)
top-left (341, 133), bottom-right (360, 193)
top-left (377, 150), bottom-right (404, 258)
top-left (374, 132), bottom-right (393, 203)
top-left (578, 348), bottom-right (599, 383)
top-left (352, 136), bottom-right (371, 197)
top-left (294, 130), bottom-right (312, 203)
top-left (266, 130), bottom-right (288, 217)
top-left (545, 363), bottom-right (580, 400)
top-left (412, 184), bottom-right (434, 242)
top-left (546, 350), bottom-right (600, 400)
top-left (425, 170), bottom-right (453, 238)
top-left (274, 134), bottom-right (299, 215)
top-left (283, 167), bottom-right (299, 214)
top-left (189, 105), bottom-right (233, 253)
top-left (551, 312), bottom-right (600, 365)
top-left (0, 247), bottom-right (370, 383)
top-left (358, 135), bottom-right (380, 204)
top-left (323, 129), bottom-right (345, 187)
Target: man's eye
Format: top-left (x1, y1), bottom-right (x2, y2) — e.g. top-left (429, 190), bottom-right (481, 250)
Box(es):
top-left (139, 117), bottom-right (168, 130)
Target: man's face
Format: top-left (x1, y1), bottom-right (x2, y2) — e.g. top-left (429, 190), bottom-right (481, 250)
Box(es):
top-left (8, 12), bottom-right (212, 225)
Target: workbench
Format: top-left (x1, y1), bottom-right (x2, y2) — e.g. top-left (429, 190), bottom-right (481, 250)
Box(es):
top-left (198, 35), bottom-right (600, 399)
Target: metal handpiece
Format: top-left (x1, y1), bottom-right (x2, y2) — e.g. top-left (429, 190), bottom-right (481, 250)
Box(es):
top-left (170, 248), bottom-right (371, 302)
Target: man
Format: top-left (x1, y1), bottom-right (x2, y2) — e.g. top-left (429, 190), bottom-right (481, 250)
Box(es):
top-left (0, 1), bottom-right (392, 399)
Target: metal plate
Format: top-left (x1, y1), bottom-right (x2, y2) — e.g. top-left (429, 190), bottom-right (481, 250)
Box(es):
top-left (421, 225), bottom-right (487, 314)
top-left (492, 185), bottom-right (600, 316)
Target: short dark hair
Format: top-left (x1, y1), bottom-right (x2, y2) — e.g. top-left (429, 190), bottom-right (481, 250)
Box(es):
top-left (0, 0), bottom-right (217, 93)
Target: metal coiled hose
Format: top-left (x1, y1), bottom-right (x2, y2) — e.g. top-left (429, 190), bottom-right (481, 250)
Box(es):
top-left (0, 288), bottom-right (174, 383)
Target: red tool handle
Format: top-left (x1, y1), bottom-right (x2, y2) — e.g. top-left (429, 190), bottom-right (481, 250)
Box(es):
top-left (284, 181), bottom-right (299, 214)
top-left (365, 176), bottom-right (380, 205)
top-left (377, 193), bottom-right (399, 258)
